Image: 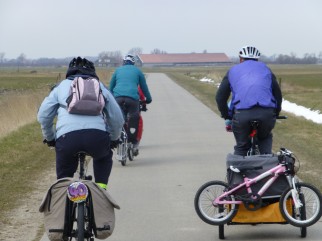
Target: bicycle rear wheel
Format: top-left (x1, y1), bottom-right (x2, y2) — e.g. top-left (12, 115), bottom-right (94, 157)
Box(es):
top-left (194, 181), bottom-right (238, 225)
top-left (77, 203), bottom-right (85, 241)
top-left (128, 144), bottom-right (134, 161)
top-left (280, 182), bottom-right (322, 227)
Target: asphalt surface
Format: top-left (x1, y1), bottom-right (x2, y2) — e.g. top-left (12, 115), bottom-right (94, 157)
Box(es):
top-left (40, 73), bottom-right (321, 241)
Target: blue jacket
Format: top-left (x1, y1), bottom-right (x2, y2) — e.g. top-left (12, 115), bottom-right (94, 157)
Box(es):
top-left (216, 60), bottom-right (282, 119)
top-left (109, 65), bottom-right (152, 103)
top-left (228, 60), bottom-right (277, 110)
top-left (37, 77), bottom-right (124, 141)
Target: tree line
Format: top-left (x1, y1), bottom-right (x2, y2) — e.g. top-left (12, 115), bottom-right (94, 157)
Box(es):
top-left (0, 49), bottom-right (321, 67)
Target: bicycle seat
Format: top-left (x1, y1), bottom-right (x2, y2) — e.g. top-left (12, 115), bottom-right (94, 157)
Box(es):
top-left (74, 151), bottom-right (88, 157)
top-left (249, 120), bottom-right (261, 127)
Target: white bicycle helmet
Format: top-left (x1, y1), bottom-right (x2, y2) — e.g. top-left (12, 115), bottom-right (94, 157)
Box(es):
top-left (123, 54), bottom-right (135, 64)
top-left (239, 46), bottom-right (261, 59)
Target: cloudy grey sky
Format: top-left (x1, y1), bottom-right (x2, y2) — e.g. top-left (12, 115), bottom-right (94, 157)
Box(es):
top-left (1, 0), bottom-right (321, 59)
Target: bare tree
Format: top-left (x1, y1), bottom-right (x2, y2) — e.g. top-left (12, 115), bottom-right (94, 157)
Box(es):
top-left (0, 52), bottom-right (5, 63)
top-left (98, 51), bottom-right (123, 65)
top-left (16, 53), bottom-right (27, 71)
top-left (150, 48), bottom-right (167, 54)
top-left (17, 53), bottom-right (27, 64)
top-left (128, 47), bottom-right (143, 56)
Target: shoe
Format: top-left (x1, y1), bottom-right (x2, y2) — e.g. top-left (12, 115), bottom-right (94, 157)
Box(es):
top-left (133, 148), bottom-right (139, 156)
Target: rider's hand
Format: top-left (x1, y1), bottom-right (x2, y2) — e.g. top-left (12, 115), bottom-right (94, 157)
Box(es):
top-left (146, 99), bottom-right (152, 104)
top-left (225, 119), bottom-right (233, 132)
top-left (43, 139), bottom-right (56, 147)
top-left (141, 104), bottom-right (147, 112)
top-left (110, 140), bottom-right (120, 150)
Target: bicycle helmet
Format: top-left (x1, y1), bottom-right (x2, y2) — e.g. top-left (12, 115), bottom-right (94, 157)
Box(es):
top-left (123, 54), bottom-right (135, 65)
top-left (66, 56), bottom-right (99, 79)
top-left (239, 46), bottom-right (261, 59)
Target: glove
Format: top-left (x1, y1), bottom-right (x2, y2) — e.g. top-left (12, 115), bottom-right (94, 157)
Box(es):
top-left (110, 140), bottom-right (120, 150)
top-left (43, 139), bottom-right (56, 147)
top-left (140, 104), bottom-right (147, 112)
top-left (225, 119), bottom-right (233, 132)
top-left (146, 99), bottom-right (152, 104)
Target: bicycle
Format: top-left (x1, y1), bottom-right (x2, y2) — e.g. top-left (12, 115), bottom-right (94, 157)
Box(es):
top-left (116, 100), bottom-right (146, 166)
top-left (116, 126), bottom-right (134, 166)
top-left (194, 117), bottom-right (322, 239)
top-left (65, 152), bottom-right (95, 241)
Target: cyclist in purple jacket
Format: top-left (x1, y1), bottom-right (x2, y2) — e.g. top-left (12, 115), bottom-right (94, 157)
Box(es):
top-left (216, 46), bottom-right (282, 156)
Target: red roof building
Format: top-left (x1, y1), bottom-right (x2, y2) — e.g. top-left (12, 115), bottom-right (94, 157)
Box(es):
top-left (137, 53), bottom-right (231, 67)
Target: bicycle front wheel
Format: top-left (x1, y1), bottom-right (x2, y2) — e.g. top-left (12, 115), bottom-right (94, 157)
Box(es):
top-left (77, 203), bottom-right (85, 241)
top-left (280, 182), bottom-right (322, 227)
top-left (194, 181), bottom-right (238, 225)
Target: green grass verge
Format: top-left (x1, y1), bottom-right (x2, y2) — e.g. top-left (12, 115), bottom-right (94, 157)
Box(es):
top-left (0, 122), bottom-right (55, 213)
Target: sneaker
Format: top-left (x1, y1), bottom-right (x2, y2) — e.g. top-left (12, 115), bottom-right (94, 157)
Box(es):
top-left (133, 147), bottom-right (139, 156)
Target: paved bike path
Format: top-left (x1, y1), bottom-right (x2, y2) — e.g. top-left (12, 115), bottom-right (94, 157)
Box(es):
top-left (41, 73), bottom-right (321, 241)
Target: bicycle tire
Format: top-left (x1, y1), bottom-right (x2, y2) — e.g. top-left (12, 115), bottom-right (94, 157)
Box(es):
top-left (194, 181), bottom-right (238, 225)
top-left (279, 182), bottom-right (322, 227)
top-left (128, 146), bottom-right (134, 161)
top-left (77, 203), bottom-right (85, 241)
top-left (117, 142), bottom-right (127, 166)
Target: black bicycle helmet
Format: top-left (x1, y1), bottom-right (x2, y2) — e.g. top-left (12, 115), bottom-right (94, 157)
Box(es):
top-left (66, 57), bottom-right (99, 79)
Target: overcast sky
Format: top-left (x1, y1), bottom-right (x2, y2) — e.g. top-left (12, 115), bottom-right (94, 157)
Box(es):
top-left (1, 0), bottom-right (321, 59)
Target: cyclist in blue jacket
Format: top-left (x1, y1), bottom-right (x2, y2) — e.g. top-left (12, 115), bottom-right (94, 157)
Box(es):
top-left (216, 46), bottom-right (282, 156)
top-left (109, 54), bottom-right (152, 155)
top-left (37, 57), bottom-right (124, 189)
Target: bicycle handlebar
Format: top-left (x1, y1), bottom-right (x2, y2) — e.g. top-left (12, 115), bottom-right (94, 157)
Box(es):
top-left (277, 115), bottom-right (287, 119)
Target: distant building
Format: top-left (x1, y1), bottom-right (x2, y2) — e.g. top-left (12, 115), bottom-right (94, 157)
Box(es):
top-left (95, 57), bottom-right (120, 67)
top-left (137, 53), bottom-right (231, 67)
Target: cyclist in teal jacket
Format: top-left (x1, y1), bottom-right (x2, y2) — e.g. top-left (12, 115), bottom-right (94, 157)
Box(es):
top-left (109, 54), bottom-right (152, 154)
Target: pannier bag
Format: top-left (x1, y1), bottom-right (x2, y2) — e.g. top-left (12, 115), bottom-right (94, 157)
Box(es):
top-left (226, 154), bottom-right (290, 197)
top-left (39, 178), bottom-right (120, 241)
top-left (66, 77), bottom-right (105, 115)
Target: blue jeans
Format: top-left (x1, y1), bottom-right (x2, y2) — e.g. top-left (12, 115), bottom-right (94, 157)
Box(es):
top-left (55, 129), bottom-right (112, 184)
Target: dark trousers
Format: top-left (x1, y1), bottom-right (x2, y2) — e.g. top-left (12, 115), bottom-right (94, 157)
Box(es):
top-left (115, 96), bottom-right (140, 144)
top-left (232, 107), bottom-right (276, 156)
top-left (55, 129), bottom-right (112, 184)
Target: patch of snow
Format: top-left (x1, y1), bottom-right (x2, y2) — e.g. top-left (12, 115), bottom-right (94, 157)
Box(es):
top-left (200, 77), bottom-right (214, 83)
top-left (282, 99), bottom-right (322, 124)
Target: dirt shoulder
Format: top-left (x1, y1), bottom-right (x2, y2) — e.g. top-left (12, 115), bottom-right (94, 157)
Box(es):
top-left (0, 167), bottom-right (56, 241)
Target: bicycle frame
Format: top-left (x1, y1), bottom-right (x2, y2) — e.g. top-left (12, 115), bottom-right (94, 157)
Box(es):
top-left (214, 163), bottom-right (302, 208)
top-left (66, 152), bottom-right (94, 241)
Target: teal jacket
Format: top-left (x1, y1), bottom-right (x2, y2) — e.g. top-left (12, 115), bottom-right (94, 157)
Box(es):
top-left (109, 65), bottom-right (152, 103)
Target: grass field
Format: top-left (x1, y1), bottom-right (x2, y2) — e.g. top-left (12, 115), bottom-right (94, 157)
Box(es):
top-left (0, 65), bottom-right (321, 218)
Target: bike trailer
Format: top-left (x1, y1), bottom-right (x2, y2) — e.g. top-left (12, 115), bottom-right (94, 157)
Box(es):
top-left (39, 178), bottom-right (120, 241)
top-left (226, 154), bottom-right (290, 198)
top-left (231, 200), bottom-right (292, 223)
